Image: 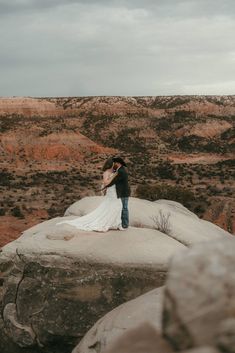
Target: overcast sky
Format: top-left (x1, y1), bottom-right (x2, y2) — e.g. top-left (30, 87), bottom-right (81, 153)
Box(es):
top-left (0, 0), bottom-right (235, 96)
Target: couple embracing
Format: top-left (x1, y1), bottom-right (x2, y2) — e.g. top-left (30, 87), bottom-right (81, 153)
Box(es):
top-left (57, 157), bottom-right (130, 232)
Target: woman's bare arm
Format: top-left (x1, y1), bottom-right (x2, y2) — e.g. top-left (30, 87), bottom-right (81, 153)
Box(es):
top-left (103, 171), bottom-right (118, 186)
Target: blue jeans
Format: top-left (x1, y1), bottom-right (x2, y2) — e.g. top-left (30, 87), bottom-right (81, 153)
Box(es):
top-left (121, 197), bottom-right (129, 228)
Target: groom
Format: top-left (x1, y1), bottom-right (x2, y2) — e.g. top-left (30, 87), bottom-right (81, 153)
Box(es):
top-left (106, 157), bottom-right (130, 229)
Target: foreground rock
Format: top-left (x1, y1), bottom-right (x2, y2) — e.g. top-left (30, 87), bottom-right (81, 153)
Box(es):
top-left (182, 349), bottom-right (220, 353)
top-left (102, 324), bottom-right (220, 353)
top-left (102, 323), bottom-right (173, 353)
top-left (75, 287), bottom-right (164, 353)
top-left (76, 238), bottom-right (234, 353)
top-left (0, 197), bottom-right (231, 353)
top-left (0, 214), bottom-right (184, 353)
top-left (216, 318), bottom-right (235, 353)
top-left (163, 238), bottom-right (235, 350)
top-left (65, 197), bottom-right (230, 245)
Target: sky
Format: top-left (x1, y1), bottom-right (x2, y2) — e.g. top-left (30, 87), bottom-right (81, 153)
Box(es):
top-left (0, 0), bottom-right (235, 96)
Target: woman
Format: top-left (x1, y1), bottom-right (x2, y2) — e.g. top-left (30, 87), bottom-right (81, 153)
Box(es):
top-left (56, 158), bottom-right (123, 232)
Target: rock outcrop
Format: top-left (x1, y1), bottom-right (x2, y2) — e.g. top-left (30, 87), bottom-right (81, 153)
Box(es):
top-left (0, 198), bottom-right (190, 353)
top-left (0, 97), bottom-right (64, 117)
top-left (0, 197), bottom-right (231, 353)
top-left (163, 238), bottom-right (235, 350)
top-left (174, 120), bottom-right (232, 139)
top-left (1, 130), bottom-right (114, 168)
top-left (75, 238), bottom-right (234, 353)
top-left (203, 196), bottom-right (235, 234)
top-left (102, 324), bottom-right (220, 353)
top-left (65, 197), bottom-right (230, 246)
top-left (75, 287), bottom-right (164, 353)
top-left (102, 323), bottom-right (173, 353)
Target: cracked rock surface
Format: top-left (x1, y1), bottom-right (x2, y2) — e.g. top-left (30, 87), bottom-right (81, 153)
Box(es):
top-left (3, 303), bottom-right (36, 347)
top-left (1, 248), bottom-right (168, 353)
top-left (0, 197), bottom-right (231, 353)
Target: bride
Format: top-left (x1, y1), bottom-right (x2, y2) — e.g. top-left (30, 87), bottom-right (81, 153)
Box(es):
top-left (56, 158), bottom-right (123, 232)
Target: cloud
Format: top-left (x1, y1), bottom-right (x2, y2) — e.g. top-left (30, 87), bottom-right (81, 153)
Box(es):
top-left (0, 0), bottom-right (234, 96)
top-left (1, 0), bottom-right (235, 18)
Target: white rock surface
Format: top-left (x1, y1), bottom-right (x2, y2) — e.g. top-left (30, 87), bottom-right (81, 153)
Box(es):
top-left (75, 287), bottom-right (164, 353)
top-left (102, 323), bottom-right (173, 353)
top-left (64, 197), bottom-right (230, 246)
top-left (181, 348), bottom-right (220, 353)
top-left (3, 222), bottom-right (184, 269)
top-left (0, 196), bottom-right (231, 353)
top-left (163, 238), bottom-right (235, 350)
top-left (0, 198), bottom-right (186, 353)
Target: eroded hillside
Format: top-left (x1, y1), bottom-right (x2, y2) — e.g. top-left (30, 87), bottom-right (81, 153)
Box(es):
top-left (0, 95), bottom-right (234, 245)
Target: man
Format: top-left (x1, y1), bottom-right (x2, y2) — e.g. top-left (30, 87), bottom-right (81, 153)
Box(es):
top-left (106, 157), bottom-right (130, 229)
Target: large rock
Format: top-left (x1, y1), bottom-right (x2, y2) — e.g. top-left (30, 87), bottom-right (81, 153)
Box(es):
top-left (75, 287), bottom-right (164, 353)
top-left (0, 213), bottom-right (184, 353)
top-left (163, 238), bottom-right (235, 350)
top-left (102, 323), bottom-right (173, 353)
top-left (0, 197), bottom-right (231, 353)
top-left (216, 318), bottom-right (235, 353)
top-left (65, 197), bottom-right (230, 245)
top-left (102, 328), bottom-right (220, 353)
top-left (181, 348), bottom-right (220, 353)
top-left (78, 321), bottom-right (219, 353)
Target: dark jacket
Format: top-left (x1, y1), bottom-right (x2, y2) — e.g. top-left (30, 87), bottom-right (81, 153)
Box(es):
top-left (106, 166), bottom-right (130, 198)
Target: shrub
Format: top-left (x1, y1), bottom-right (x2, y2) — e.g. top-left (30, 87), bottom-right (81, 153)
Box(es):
top-left (151, 210), bottom-right (171, 235)
top-left (0, 208), bottom-right (6, 216)
top-left (136, 183), bottom-right (195, 210)
top-left (177, 135), bottom-right (205, 152)
top-left (0, 171), bottom-right (13, 186)
top-left (156, 160), bottom-right (175, 179)
top-left (11, 206), bottom-right (24, 218)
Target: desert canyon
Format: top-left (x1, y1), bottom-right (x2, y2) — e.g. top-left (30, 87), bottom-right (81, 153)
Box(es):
top-left (0, 95), bottom-right (234, 246)
top-left (0, 95), bottom-right (234, 353)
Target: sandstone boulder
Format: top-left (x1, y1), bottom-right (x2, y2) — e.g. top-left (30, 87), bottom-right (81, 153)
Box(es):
top-left (65, 197), bottom-right (230, 245)
top-left (0, 215), bottom-right (184, 353)
top-left (0, 196), bottom-right (231, 353)
top-left (216, 318), bottom-right (235, 353)
top-left (78, 320), bottom-right (219, 353)
top-left (76, 238), bottom-right (234, 353)
top-left (75, 287), bottom-right (164, 353)
top-left (102, 332), bottom-right (220, 353)
top-left (163, 238), bottom-right (235, 350)
top-left (181, 348), bottom-right (220, 353)
top-left (101, 323), bottom-right (173, 353)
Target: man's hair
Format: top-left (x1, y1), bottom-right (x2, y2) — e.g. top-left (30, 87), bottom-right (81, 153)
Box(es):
top-left (112, 157), bottom-right (127, 167)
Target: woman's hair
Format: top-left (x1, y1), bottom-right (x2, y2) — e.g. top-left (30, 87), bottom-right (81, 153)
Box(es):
top-left (102, 158), bottom-right (114, 171)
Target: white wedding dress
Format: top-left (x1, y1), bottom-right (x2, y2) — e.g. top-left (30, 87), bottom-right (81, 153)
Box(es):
top-left (56, 185), bottom-right (122, 232)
